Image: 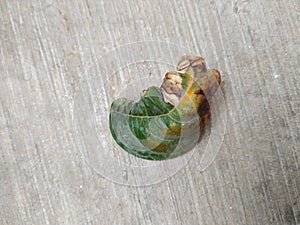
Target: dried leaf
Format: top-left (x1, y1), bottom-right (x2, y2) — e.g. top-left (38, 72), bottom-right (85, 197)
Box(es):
top-left (109, 56), bottom-right (221, 160)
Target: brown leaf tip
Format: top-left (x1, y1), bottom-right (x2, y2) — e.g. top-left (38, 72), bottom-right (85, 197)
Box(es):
top-left (160, 71), bottom-right (183, 106)
top-left (177, 55), bottom-right (207, 75)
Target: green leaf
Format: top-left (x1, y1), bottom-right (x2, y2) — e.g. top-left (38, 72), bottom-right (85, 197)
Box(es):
top-left (109, 78), bottom-right (201, 160)
top-left (109, 56), bottom-right (221, 160)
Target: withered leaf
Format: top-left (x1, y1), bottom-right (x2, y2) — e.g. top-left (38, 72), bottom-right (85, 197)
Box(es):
top-left (109, 56), bottom-right (221, 160)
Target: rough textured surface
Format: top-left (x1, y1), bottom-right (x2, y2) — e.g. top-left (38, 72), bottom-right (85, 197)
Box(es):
top-left (1, 0), bottom-right (299, 224)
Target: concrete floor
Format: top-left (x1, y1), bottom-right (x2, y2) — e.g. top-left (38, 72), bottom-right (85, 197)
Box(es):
top-left (1, 0), bottom-right (299, 224)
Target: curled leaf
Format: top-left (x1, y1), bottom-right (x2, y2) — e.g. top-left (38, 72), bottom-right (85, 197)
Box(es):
top-left (109, 56), bottom-right (221, 160)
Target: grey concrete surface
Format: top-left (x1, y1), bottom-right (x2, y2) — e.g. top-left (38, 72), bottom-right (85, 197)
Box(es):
top-left (1, 0), bottom-right (299, 224)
